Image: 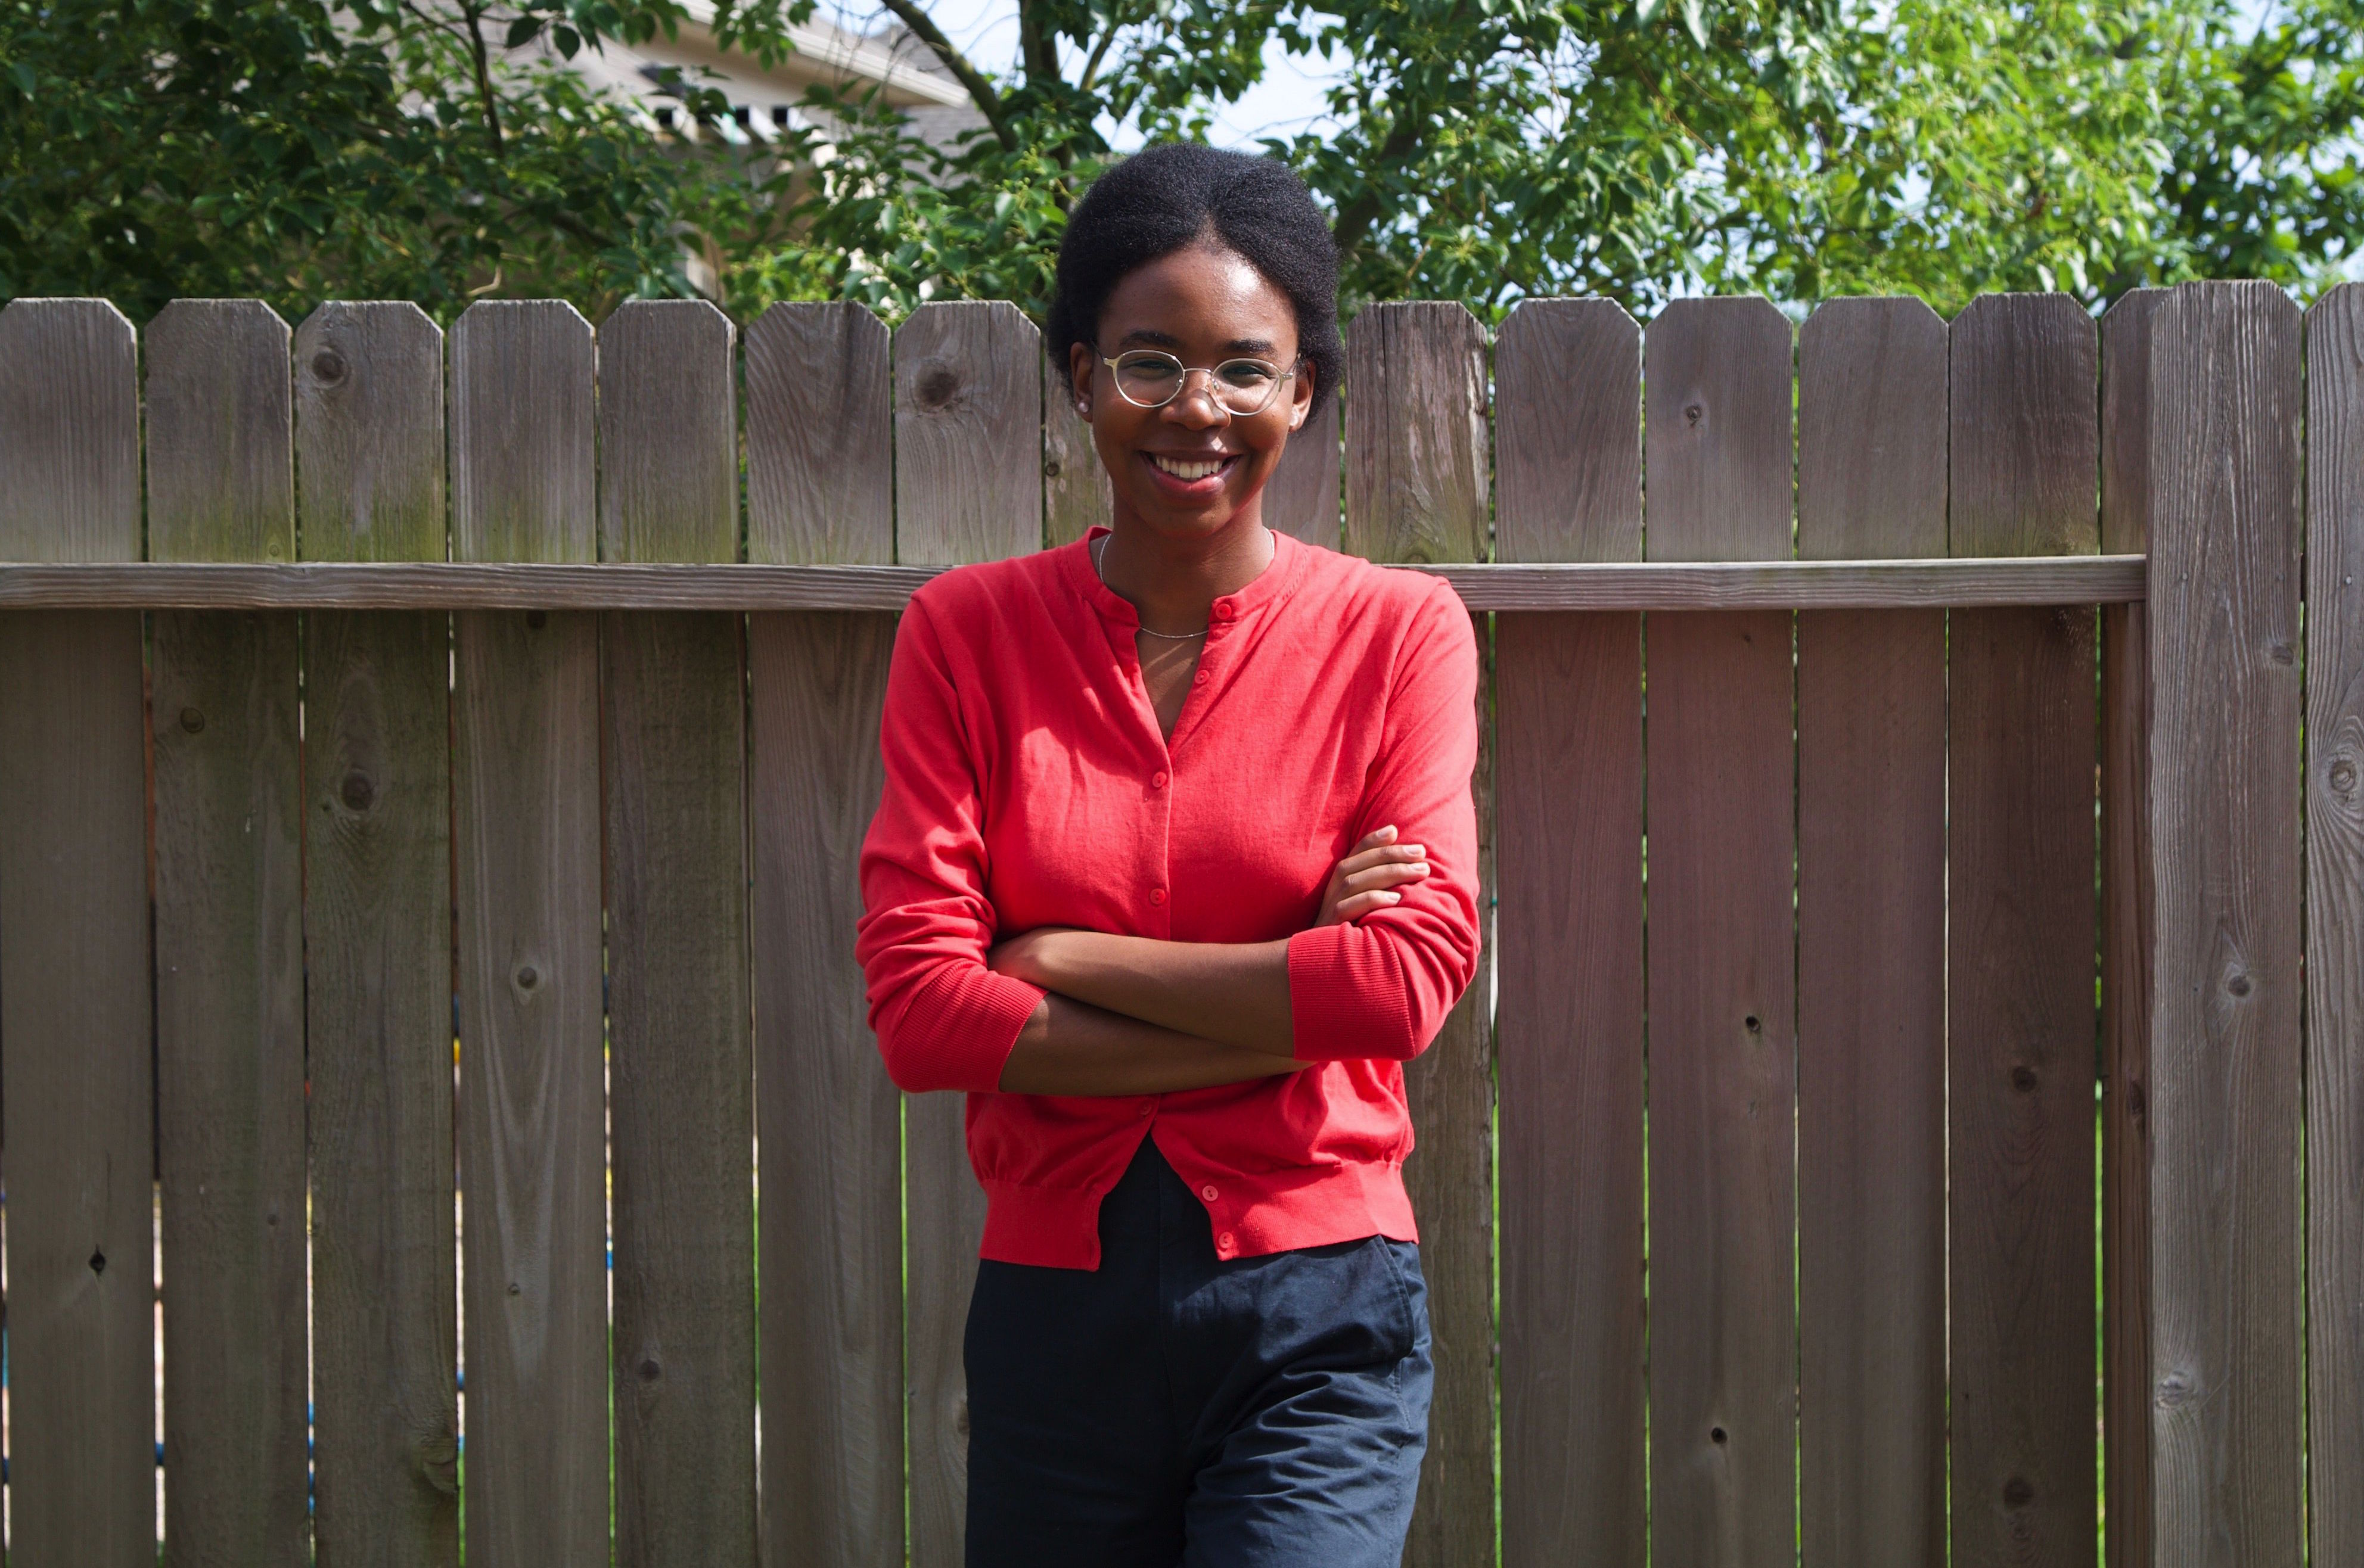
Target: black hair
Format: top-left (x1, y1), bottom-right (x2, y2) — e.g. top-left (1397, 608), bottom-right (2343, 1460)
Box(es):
top-left (1045, 142), bottom-right (1341, 414)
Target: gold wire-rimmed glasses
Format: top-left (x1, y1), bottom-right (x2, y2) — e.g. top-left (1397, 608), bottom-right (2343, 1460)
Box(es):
top-left (1099, 348), bottom-right (1297, 415)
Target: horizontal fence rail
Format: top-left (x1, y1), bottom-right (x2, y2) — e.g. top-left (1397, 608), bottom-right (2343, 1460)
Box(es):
top-left (0, 552), bottom-right (2149, 611)
top-left (0, 282), bottom-right (2347, 1568)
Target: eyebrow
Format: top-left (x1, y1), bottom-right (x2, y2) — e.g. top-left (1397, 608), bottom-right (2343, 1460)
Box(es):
top-left (1111, 328), bottom-right (1284, 357)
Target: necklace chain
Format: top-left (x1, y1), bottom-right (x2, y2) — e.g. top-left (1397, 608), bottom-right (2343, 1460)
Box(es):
top-left (1094, 534), bottom-right (1210, 640)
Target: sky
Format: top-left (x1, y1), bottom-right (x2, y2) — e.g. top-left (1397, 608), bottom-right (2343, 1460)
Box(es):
top-left (847, 0), bottom-right (1353, 147)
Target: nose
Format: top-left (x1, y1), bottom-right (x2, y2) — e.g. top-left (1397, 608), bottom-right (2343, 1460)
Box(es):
top-left (1161, 367), bottom-right (1231, 426)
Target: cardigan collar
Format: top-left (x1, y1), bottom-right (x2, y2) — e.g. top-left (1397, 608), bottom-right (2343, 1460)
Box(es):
top-left (1064, 521), bottom-right (1304, 633)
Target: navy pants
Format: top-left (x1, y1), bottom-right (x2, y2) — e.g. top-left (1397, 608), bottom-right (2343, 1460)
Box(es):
top-left (964, 1136), bottom-right (1433, 1567)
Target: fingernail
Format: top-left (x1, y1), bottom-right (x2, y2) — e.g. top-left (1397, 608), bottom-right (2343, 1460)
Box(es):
top-left (1381, 891), bottom-right (1401, 901)
top-left (1403, 845), bottom-right (1423, 857)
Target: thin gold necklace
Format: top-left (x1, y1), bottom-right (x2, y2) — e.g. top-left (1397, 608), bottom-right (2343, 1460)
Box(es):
top-left (1094, 534), bottom-right (1209, 640)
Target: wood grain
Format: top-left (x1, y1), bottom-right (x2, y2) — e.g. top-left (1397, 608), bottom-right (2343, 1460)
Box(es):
top-left (1264, 392), bottom-right (1340, 546)
top-left (1794, 296), bottom-right (1947, 1568)
top-left (1947, 293), bottom-right (2100, 1567)
top-left (0, 553), bottom-right (2146, 611)
top-left (1491, 297), bottom-right (1646, 1564)
top-left (296, 300), bottom-right (461, 1566)
top-left (1640, 295), bottom-right (1795, 1568)
top-left (747, 302), bottom-right (894, 567)
top-left (748, 298), bottom-right (905, 1568)
top-left (448, 300), bottom-right (609, 1567)
top-left (2146, 281), bottom-right (2305, 1567)
top-left (893, 301), bottom-right (1042, 564)
top-left (0, 295), bottom-right (154, 1566)
top-left (894, 296), bottom-right (1045, 1568)
top-left (2309, 280), bottom-right (2364, 1568)
top-left (144, 298), bottom-right (310, 1567)
top-left (1343, 300), bottom-right (1493, 1567)
top-left (1043, 346), bottom-right (1111, 546)
top-left (2098, 285), bottom-right (2163, 1568)
top-left (597, 299), bottom-right (757, 1567)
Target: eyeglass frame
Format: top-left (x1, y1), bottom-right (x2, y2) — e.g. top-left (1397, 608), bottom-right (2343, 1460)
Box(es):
top-left (1094, 346), bottom-right (1301, 416)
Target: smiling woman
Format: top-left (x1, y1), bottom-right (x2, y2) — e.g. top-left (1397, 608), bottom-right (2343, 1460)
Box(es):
top-left (852, 142), bottom-right (1480, 1567)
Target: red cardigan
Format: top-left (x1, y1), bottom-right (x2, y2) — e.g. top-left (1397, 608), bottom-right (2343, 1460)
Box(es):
top-left (854, 522), bottom-right (1481, 1270)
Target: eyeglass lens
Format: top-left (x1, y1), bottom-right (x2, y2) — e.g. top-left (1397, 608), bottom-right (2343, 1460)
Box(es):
top-left (1112, 351), bottom-right (1287, 414)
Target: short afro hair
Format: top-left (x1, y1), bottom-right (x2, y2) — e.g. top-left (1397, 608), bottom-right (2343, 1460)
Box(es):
top-left (1045, 142), bottom-right (1341, 415)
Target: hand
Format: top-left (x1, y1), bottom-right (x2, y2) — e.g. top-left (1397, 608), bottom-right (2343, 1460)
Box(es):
top-left (986, 926), bottom-right (1079, 988)
top-left (1313, 825), bottom-right (1429, 928)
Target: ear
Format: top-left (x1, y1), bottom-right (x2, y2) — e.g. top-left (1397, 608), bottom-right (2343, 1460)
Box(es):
top-left (1067, 341), bottom-right (1096, 418)
top-left (1286, 361), bottom-right (1316, 433)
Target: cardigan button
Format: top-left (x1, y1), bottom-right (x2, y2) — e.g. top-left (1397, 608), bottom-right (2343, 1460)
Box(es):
top-left (1217, 1232), bottom-right (1236, 1254)
top-left (1201, 1184), bottom-right (1219, 1202)
top-left (1149, 886), bottom-right (1166, 905)
top-left (1213, 602), bottom-right (1236, 621)
top-left (1151, 770), bottom-right (1167, 789)
top-left (1192, 670), bottom-right (1208, 685)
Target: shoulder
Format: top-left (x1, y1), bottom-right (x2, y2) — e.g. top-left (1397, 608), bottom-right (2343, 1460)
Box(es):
top-left (1285, 535), bottom-right (1470, 648)
top-left (903, 543), bottom-right (1077, 648)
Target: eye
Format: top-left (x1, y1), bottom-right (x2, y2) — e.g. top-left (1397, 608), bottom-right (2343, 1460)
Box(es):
top-left (1117, 352), bottom-right (1183, 384)
top-left (1218, 360), bottom-right (1278, 388)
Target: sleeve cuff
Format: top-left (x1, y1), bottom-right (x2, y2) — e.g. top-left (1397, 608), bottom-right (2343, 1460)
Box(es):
top-left (1285, 922), bottom-right (1414, 1063)
top-left (894, 963), bottom-right (1048, 1093)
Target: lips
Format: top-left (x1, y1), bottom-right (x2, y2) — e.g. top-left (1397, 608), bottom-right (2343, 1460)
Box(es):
top-left (1148, 452), bottom-right (1237, 481)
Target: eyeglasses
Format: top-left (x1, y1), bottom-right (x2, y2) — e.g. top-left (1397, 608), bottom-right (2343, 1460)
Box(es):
top-left (1098, 348), bottom-right (1297, 415)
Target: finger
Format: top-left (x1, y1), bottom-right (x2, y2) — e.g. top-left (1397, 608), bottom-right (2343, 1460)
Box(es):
top-left (1335, 889), bottom-right (1405, 918)
top-left (1336, 844), bottom-right (1429, 878)
top-left (1353, 825), bottom-right (1398, 851)
top-left (1343, 862), bottom-right (1430, 895)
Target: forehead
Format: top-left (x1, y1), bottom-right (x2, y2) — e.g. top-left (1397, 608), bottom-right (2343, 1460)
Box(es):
top-left (1099, 242), bottom-right (1298, 358)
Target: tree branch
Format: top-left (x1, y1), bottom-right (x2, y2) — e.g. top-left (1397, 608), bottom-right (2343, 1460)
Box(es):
top-left (1329, 113), bottom-right (1426, 260)
top-left (1077, 15), bottom-right (1121, 93)
top-left (876, 0), bottom-right (1018, 148)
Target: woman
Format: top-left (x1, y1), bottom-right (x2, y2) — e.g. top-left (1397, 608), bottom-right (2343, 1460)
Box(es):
top-left (853, 142), bottom-right (1481, 1567)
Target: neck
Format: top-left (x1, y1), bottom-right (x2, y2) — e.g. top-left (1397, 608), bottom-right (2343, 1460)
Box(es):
top-left (1096, 512), bottom-right (1273, 632)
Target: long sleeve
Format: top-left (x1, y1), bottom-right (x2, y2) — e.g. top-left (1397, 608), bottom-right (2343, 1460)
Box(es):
top-left (1284, 579), bottom-right (1483, 1062)
top-left (854, 596), bottom-right (1048, 1094)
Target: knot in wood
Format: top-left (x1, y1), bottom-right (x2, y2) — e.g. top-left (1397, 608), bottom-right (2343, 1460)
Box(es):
top-left (2011, 1065), bottom-right (2039, 1092)
top-left (2227, 972), bottom-right (2253, 998)
top-left (1742, 1013), bottom-right (1762, 1034)
top-left (2002, 1476), bottom-right (2035, 1508)
top-left (178, 706), bottom-right (206, 734)
top-left (310, 349), bottom-right (348, 385)
top-left (2270, 642), bottom-right (2295, 665)
top-left (2332, 758), bottom-right (2359, 798)
top-left (89, 1249), bottom-right (106, 1274)
top-left (1684, 403), bottom-right (1704, 425)
top-left (516, 965), bottom-right (539, 991)
top-left (340, 771), bottom-right (375, 811)
top-left (1708, 1426), bottom-right (1728, 1445)
top-left (1044, 459), bottom-right (1062, 478)
top-left (916, 363), bottom-right (962, 411)
top-left (638, 1358), bottom-right (662, 1382)
top-left (526, 610), bottom-right (548, 631)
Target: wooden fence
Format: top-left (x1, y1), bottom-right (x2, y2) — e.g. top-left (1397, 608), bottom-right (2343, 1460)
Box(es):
top-left (0, 279), bottom-right (2343, 1567)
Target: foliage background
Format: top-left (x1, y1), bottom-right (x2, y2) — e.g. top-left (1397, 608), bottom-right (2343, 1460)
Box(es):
top-left (5, 0), bottom-right (2364, 326)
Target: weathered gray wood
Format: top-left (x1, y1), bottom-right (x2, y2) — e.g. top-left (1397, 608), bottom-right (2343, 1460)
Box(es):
top-left (2310, 279), bottom-right (2364, 1568)
top-left (2099, 285), bottom-right (2162, 1568)
top-left (0, 296), bottom-right (154, 1566)
top-left (1043, 346), bottom-right (1112, 546)
top-left (448, 300), bottom-right (608, 1567)
top-left (749, 612), bottom-right (902, 1568)
top-left (296, 300), bottom-right (460, 1566)
top-left (1343, 300), bottom-right (1493, 1567)
top-left (2145, 281), bottom-right (2305, 1565)
top-left (1264, 391), bottom-right (1340, 545)
top-left (1641, 294), bottom-right (1795, 1568)
top-left (1492, 297), bottom-right (1645, 1564)
top-left (0, 553), bottom-right (2147, 611)
top-left (894, 296), bottom-right (1045, 1568)
top-left (893, 301), bottom-right (1042, 564)
top-left (1946, 293), bottom-right (2101, 1568)
top-left (747, 302), bottom-right (894, 566)
top-left (144, 298), bottom-right (309, 1567)
top-left (1794, 296), bottom-right (1947, 1568)
top-left (597, 299), bottom-right (757, 1568)
top-left (748, 303), bottom-right (906, 1568)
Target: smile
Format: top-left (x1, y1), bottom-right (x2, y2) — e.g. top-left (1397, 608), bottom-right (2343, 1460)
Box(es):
top-left (1147, 453), bottom-right (1236, 481)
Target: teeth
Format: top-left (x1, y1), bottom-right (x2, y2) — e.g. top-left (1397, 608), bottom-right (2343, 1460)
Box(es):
top-left (1151, 455), bottom-right (1226, 481)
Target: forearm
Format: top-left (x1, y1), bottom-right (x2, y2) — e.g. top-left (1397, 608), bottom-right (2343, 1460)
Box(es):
top-left (1011, 931), bottom-right (1296, 1057)
top-left (996, 992), bottom-right (1304, 1096)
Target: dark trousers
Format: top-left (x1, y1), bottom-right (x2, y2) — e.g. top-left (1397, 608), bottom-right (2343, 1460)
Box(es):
top-left (964, 1136), bottom-right (1433, 1567)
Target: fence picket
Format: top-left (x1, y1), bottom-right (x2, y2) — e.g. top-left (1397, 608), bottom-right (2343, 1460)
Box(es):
top-left (2099, 285), bottom-right (2164, 1568)
top-left (2310, 280), bottom-right (2364, 1568)
top-left (1945, 294), bottom-right (2100, 1566)
top-left (597, 298), bottom-right (757, 1567)
top-left (1641, 295), bottom-right (1796, 1567)
top-left (896, 299), bottom-right (1048, 1568)
top-left (1266, 392), bottom-right (1340, 546)
top-left (1794, 297), bottom-right (1949, 1567)
top-left (448, 300), bottom-right (609, 1566)
top-left (1044, 350), bottom-right (1111, 546)
top-left (0, 297), bottom-right (153, 1566)
top-left (747, 301), bottom-right (906, 1568)
top-left (297, 300), bottom-right (461, 1566)
top-left (1342, 300), bottom-right (1494, 1566)
top-left (1493, 297), bottom-right (1646, 1564)
top-left (2146, 280), bottom-right (2306, 1564)
top-left (145, 297), bottom-right (310, 1566)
